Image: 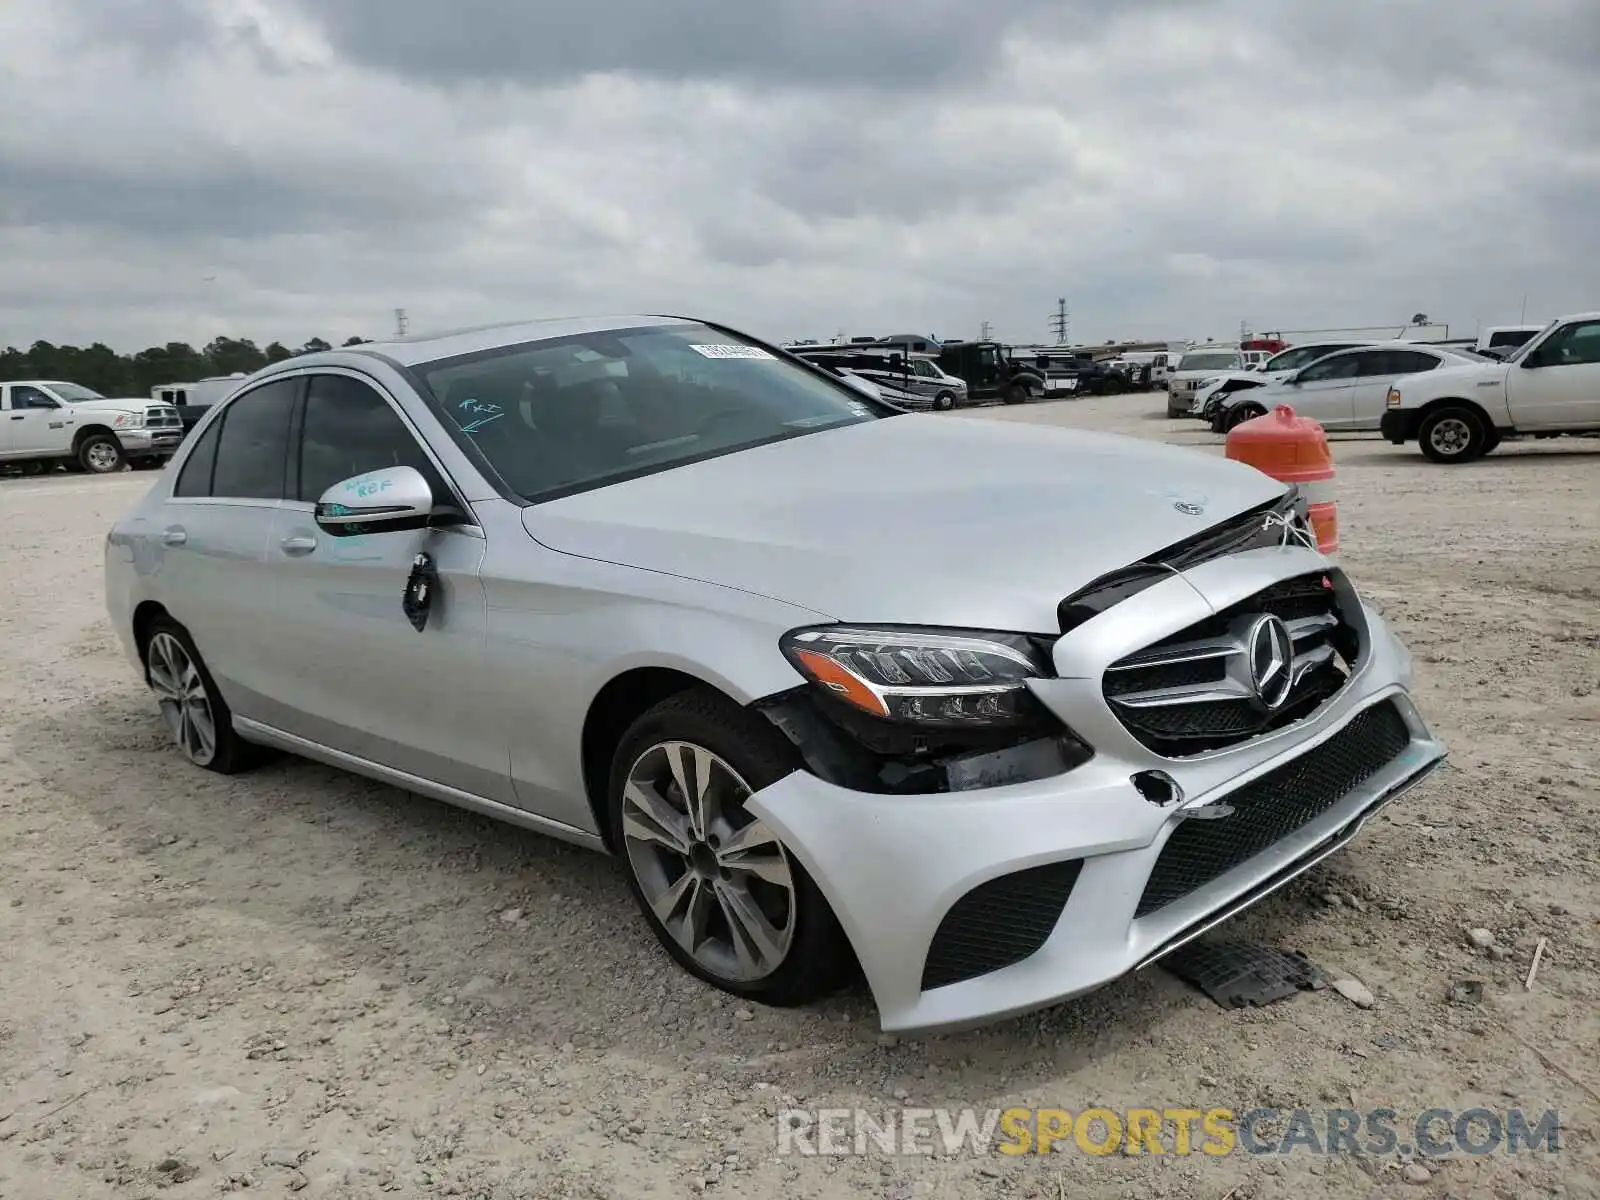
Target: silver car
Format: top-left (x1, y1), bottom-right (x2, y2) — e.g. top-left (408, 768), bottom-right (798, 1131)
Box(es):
top-left (105, 316), bottom-right (1445, 1034)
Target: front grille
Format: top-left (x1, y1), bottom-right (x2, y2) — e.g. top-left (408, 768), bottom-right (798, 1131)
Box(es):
top-left (144, 405), bottom-right (183, 430)
top-left (1104, 572), bottom-right (1357, 756)
top-left (1135, 700), bottom-right (1410, 917)
top-left (922, 859), bottom-right (1082, 990)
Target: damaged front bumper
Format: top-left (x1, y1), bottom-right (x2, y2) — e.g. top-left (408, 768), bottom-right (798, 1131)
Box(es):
top-left (747, 552), bottom-right (1446, 1034)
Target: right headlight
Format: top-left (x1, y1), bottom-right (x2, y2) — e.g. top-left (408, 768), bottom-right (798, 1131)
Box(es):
top-left (780, 625), bottom-right (1052, 729)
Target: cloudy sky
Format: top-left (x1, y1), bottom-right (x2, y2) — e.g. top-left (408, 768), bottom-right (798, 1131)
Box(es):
top-left (2, 0), bottom-right (1596, 352)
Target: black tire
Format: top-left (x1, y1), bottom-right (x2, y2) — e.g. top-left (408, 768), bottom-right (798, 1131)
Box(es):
top-left (932, 391), bottom-right (956, 411)
top-left (1167, 398), bottom-right (1190, 418)
top-left (608, 688), bottom-right (852, 1007)
top-left (1418, 406), bottom-right (1489, 464)
top-left (132, 457), bottom-right (166, 471)
top-left (1224, 404), bottom-right (1265, 432)
top-left (142, 617), bottom-right (257, 774)
top-left (77, 433), bottom-right (125, 474)
top-left (1002, 383), bottom-right (1029, 405)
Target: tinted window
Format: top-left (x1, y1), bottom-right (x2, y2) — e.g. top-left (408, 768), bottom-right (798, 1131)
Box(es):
top-left (1543, 320), bottom-right (1600, 367)
top-left (1383, 350), bottom-right (1443, 375)
top-left (210, 380), bottom-right (294, 499)
top-left (1298, 354), bottom-right (1364, 383)
top-left (10, 385), bottom-right (58, 410)
top-left (298, 374), bottom-right (448, 504)
top-left (174, 420), bottom-right (222, 497)
top-left (417, 323), bottom-right (880, 502)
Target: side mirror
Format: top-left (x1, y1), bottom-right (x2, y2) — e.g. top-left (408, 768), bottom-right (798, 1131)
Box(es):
top-left (1519, 350), bottom-right (1546, 368)
top-left (315, 465), bottom-right (434, 537)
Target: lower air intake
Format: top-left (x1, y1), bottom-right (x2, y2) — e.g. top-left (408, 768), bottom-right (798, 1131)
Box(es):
top-left (1135, 700), bottom-right (1410, 917)
top-left (921, 859), bottom-right (1082, 990)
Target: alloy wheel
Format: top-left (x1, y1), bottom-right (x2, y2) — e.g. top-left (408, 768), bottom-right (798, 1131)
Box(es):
top-left (147, 631), bottom-right (217, 765)
top-left (620, 740), bottom-right (797, 983)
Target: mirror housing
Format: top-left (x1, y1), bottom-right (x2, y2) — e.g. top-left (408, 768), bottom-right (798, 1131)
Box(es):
top-left (314, 465), bottom-right (434, 537)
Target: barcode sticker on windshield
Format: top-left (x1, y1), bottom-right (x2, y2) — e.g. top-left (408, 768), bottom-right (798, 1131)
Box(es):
top-left (688, 344), bottom-right (775, 360)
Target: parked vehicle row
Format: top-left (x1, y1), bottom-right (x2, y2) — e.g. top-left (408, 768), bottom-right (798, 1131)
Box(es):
top-left (0, 380), bottom-right (183, 474)
top-left (104, 315), bottom-right (1444, 1033)
top-left (1198, 343), bottom-right (1491, 433)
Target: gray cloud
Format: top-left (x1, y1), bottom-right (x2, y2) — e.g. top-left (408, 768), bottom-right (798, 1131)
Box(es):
top-left (0, 0), bottom-right (1596, 354)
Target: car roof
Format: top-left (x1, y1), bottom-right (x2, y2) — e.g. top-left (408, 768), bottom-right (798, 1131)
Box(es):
top-left (327, 314), bottom-right (694, 369)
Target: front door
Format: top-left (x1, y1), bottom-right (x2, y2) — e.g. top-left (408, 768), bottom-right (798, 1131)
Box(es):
top-left (1281, 352), bottom-right (1363, 429)
top-left (1509, 319), bottom-right (1600, 429)
top-left (262, 370), bottom-right (503, 802)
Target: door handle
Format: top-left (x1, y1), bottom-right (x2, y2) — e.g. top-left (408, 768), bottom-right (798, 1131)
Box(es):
top-left (161, 528), bottom-right (187, 546)
top-left (9, 414), bottom-right (23, 420)
top-left (279, 534), bottom-right (318, 555)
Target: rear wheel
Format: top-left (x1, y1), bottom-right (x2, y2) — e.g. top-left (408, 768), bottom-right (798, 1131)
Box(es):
top-left (77, 433), bottom-right (125, 474)
top-left (609, 689), bottom-right (851, 1006)
top-left (1419, 406), bottom-right (1489, 463)
top-left (143, 618), bottom-right (256, 774)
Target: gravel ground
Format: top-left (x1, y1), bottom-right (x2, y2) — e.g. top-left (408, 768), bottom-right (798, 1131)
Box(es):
top-left (1, 397), bottom-right (1596, 1200)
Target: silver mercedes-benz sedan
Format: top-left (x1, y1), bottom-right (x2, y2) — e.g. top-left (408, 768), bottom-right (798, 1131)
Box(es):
top-left (105, 316), bottom-right (1445, 1033)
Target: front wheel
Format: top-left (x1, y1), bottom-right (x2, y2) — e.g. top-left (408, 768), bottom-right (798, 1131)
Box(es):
top-left (609, 689), bottom-right (851, 1006)
top-left (1002, 383), bottom-right (1030, 405)
top-left (1224, 404), bottom-right (1265, 432)
top-left (932, 391), bottom-right (956, 411)
top-left (1419, 406), bottom-right (1489, 463)
top-left (77, 433), bottom-right (125, 474)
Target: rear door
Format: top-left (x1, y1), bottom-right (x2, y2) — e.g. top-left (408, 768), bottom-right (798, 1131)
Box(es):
top-left (1507, 319), bottom-right (1600, 429)
top-left (153, 379), bottom-right (297, 716)
top-left (1348, 349), bottom-right (1442, 429)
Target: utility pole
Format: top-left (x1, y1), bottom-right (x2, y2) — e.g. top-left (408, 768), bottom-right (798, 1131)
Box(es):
top-left (394, 308), bottom-right (409, 338)
top-left (979, 320), bottom-right (993, 341)
top-left (1049, 298), bottom-right (1070, 345)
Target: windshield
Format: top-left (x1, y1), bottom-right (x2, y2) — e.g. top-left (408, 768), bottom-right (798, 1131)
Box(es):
top-left (1178, 352), bottom-right (1241, 371)
top-left (1501, 321), bottom-right (1558, 364)
top-left (49, 382), bottom-right (107, 402)
top-left (417, 323), bottom-right (886, 502)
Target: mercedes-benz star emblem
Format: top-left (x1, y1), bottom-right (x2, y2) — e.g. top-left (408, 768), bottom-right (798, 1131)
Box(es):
top-left (1247, 614), bottom-right (1294, 710)
top-left (1173, 501), bottom-right (1205, 516)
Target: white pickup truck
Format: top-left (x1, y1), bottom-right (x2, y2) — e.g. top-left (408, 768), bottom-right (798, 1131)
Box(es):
top-left (1380, 313), bottom-right (1600, 462)
top-left (0, 380), bottom-right (184, 474)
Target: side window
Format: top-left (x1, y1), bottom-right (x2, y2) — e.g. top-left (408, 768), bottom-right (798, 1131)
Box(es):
top-left (1544, 320), bottom-right (1600, 367)
top-left (173, 420), bottom-right (222, 497)
top-left (297, 374), bottom-right (449, 504)
top-left (1385, 350), bottom-right (1442, 375)
top-left (11, 385), bottom-right (59, 410)
top-left (211, 380), bottom-right (295, 500)
top-left (1299, 354), bottom-right (1362, 383)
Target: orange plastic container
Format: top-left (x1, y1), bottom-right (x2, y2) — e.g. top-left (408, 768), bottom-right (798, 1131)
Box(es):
top-left (1225, 404), bottom-right (1338, 554)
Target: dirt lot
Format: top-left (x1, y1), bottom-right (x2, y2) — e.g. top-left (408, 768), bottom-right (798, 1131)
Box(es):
top-left (1, 398), bottom-right (1596, 1200)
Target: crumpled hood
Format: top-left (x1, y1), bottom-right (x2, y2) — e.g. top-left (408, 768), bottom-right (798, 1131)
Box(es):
top-left (522, 415), bottom-right (1286, 632)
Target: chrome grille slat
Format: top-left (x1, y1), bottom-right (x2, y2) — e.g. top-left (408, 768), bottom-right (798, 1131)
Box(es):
top-left (1102, 572), bottom-right (1357, 756)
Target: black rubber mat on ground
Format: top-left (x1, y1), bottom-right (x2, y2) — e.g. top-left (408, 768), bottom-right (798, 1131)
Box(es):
top-left (1161, 939), bottom-right (1325, 1008)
